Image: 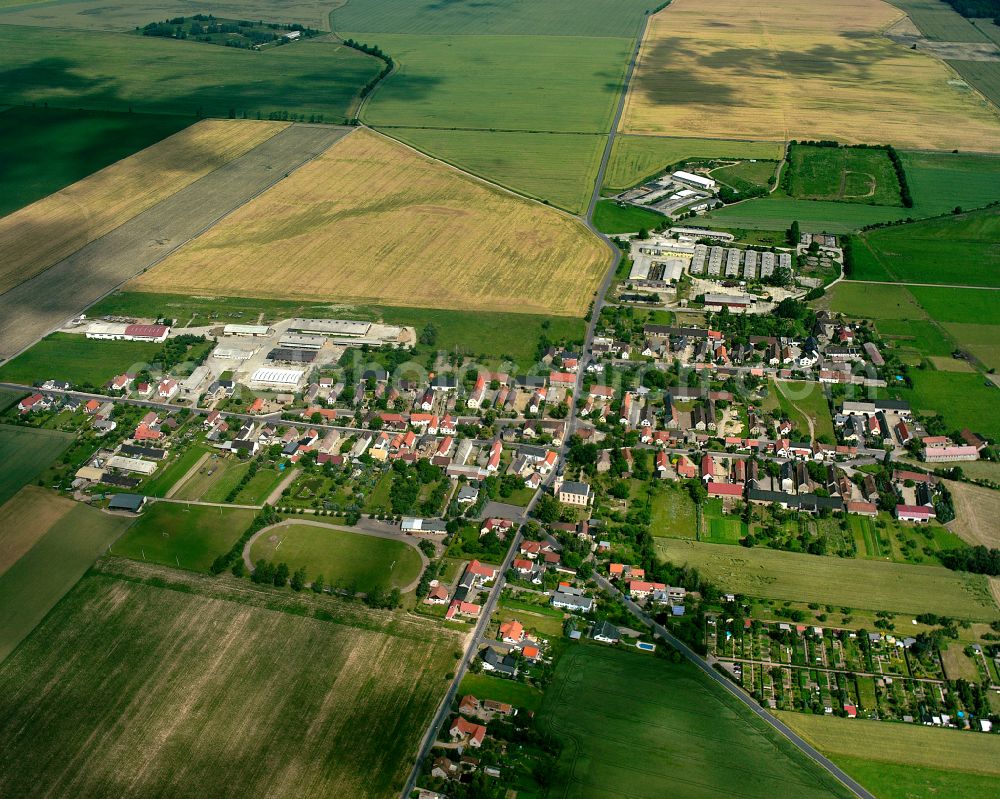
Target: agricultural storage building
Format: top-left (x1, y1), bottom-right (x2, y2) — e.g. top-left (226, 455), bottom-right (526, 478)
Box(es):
top-left (278, 334), bottom-right (325, 350)
top-left (85, 322), bottom-right (170, 342)
top-left (107, 455), bottom-right (158, 475)
top-left (223, 324), bottom-right (271, 337)
top-left (107, 494), bottom-right (147, 513)
top-left (250, 368), bottom-right (305, 388)
top-left (671, 171), bottom-right (716, 190)
top-left (288, 318), bottom-right (371, 337)
top-left (213, 347), bottom-right (255, 360)
top-left (267, 348), bottom-right (317, 364)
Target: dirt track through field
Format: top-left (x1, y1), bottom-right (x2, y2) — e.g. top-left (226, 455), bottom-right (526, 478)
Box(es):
top-left (0, 124), bottom-right (350, 362)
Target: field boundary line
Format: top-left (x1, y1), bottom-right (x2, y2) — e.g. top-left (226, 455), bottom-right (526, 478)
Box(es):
top-left (0, 124), bottom-right (351, 366)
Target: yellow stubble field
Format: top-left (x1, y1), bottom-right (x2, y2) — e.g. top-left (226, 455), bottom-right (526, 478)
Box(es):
top-left (0, 119), bottom-right (288, 294)
top-left (128, 128), bottom-right (610, 317)
top-left (620, 0), bottom-right (1000, 152)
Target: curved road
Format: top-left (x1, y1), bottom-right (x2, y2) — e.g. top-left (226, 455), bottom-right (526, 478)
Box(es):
top-left (242, 518), bottom-right (428, 593)
top-left (594, 573), bottom-right (875, 799)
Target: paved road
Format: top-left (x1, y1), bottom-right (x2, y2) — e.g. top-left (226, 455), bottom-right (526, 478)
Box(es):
top-left (567, 13), bottom-right (650, 440)
top-left (594, 573), bottom-right (876, 799)
top-left (399, 530), bottom-right (523, 798)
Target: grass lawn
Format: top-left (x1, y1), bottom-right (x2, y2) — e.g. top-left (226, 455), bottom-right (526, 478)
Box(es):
top-left (592, 199), bottom-right (666, 234)
top-left (110, 502), bottom-right (254, 573)
top-left (850, 207), bottom-right (1000, 287)
top-left (0, 25), bottom-right (380, 121)
top-left (655, 538), bottom-right (998, 619)
top-left (458, 673), bottom-right (544, 712)
top-left (898, 370), bottom-right (1000, 442)
top-left (540, 644), bottom-right (854, 799)
top-left (0, 333), bottom-right (160, 388)
top-left (786, 145), bottom-right (902, 206)
top-left (248, 522), bottom-right (422, 592)
top-left (0, 107), bottom-right (191, 218)
top-left (172, 453), bottom-right (250, 502)
top-left (942, 322), bottom-right (1000, 370)
top-left (0, 561), bottom-right (459, 797)
top-left (604, 134), bottom-right (784, 191)
top-left (140, 444), bottom-right (211, 498)
top-left (876, 319), bottom-right (954, 359)
top-left (0, 424), bottom-right (73, 506)
top-left (0, 500), bottom-right (128, 662)
top-left (496, 605), bottom-right (564, 638)
top-left (649, 483), bottom-right (698, 538)
top-left (388, 128), bottom-right (607, 215)
top-left (771, 379), bottom-right (835, 441)
top-left (826, 282), bottom-right (926, 320)
top-left (702, 499), bottom-right (746, 544)
top-left (234, 467), bottom-right (287, 505)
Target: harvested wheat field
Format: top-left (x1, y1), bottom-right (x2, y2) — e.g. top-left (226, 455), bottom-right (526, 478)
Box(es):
top-left (129, 128), bottom-right (610, 316)
top-left (0, 487), bottom-right (74, 576)
top-left (620, 0), bottom-right (1000, 151)
top-left (0, 119), bottom-right (286, 294)
top-left (944, 479), bottom-right (1000, 549)
top-left (0, 559), bottom-right (460, 798)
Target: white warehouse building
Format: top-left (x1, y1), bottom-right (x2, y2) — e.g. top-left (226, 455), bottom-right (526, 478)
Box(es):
top-left (671, 170), bottom-right (716, 191)
top-left (250, 368), bottom-right (305, 389)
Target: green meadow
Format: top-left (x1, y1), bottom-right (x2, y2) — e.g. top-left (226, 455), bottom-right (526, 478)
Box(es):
top-left (899, 371), bottom-right (1000, 442)
top-left (850, 207), bottom-right (1000, 287)
top-left (0, 107), bottom-right (190, 218)
top-left (787, 145), bottom-right (902, 206)
top-left (0, 333), bottom-right (160, 388)
top-left (593, 199), bottom-right (666, 234)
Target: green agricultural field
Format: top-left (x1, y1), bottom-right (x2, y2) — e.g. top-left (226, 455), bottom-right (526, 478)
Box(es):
top-left (943, 322), bottom-right (1000, 370)
top-left (655, 538), bottom-right (998, 619)
top-left (876, 319), bottom-right (954, 359)
top-left (233, 467), bottom-right (288, 505)
top-left (771, 379), bottom-right (835, 441)
top-left (0, 24), bottom-right (380, 121)
top-left (249, 522), bottom-right (422, 592)
top-left (702, 499), bottom-right (746, 544)
top-left (649, 483), bottom-right (698, 538)
top-left (0, 425), bottom-right (72, 506)
top-left (540, 645), bottom-right (854, 799)
top-left (949, 59), bottom-right (1000, 108)
top-left (710, 159), bottom-right (777, 194)
top-left (604, 134), bottom-right (784, 190)
top-left (887, 0), bottom-right (992, 41)
top-left (89, 292), bottom-right (587, 369)
top-left (704, 197), bottom-right (911, 233)
top-left (909, 285), bottom-right (1000, 324)
top-left (458, 673), bottom-right (544, 712)
top-left (171, 453), bottom-right (250, 502)
top-left (0, 390), bottom-right (21, 412)
top-left (787, 145), bottom-right (902, 206)
top-left (358, 34), bottom-right (632, 133)
top-left (592, 200), bottom-right (665, 234)
top-left (333, 0), bottom-right (650, 37)
top-left (0, 561), bottom-right (459, 797)
top-left (0, 107), bottom-right (191, 218)
top-left (776, 711), bottom-right (1000, 799)
top-left (827, 282), bottom-right (926, 320)
top-left (0, 333), bottom-right (160, 388)
top-left (387, 128), bottom-right (606, 214)
top-left (901, 150), bottom-right (1000, 216)
top-left (111, 502), bottom-right (255, 573)
top-left (850, 207), bottom-right (1000, 287)
top-left (899, 370), bottom-right (1000, 442)
top-left (0, 501), bottom-right (128, 662)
